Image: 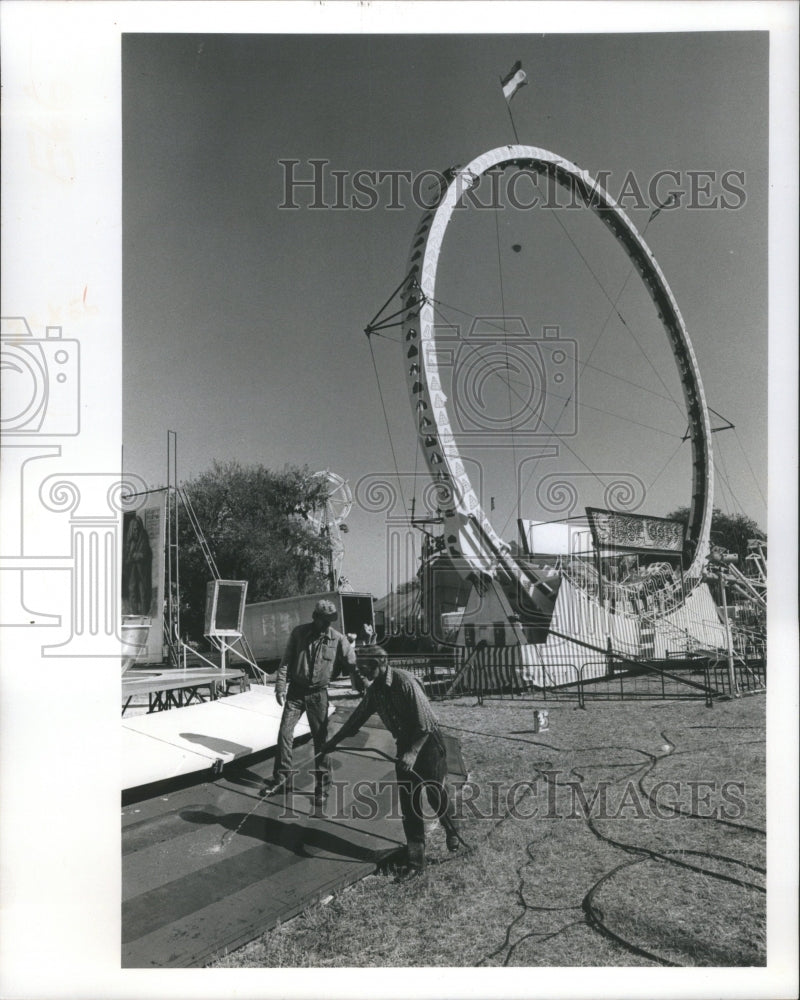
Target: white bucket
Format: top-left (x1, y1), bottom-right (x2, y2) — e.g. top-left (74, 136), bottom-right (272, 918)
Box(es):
top-left (121, 616), bottom-right (151, 674)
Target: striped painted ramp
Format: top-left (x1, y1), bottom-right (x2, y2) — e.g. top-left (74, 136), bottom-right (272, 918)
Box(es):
top-left (122, 716), bottom-right (405, 968)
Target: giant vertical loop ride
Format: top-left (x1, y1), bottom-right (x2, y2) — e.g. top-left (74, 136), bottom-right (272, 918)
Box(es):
top-left (400, 145), bottom-right (714, 601)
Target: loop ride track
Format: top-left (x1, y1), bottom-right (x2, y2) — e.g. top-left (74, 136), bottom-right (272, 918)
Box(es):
top-left (396, 145), bottom-right (726, 683)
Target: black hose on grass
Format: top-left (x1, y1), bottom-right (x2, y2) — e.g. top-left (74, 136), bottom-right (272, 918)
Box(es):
top-left (562, 745), bottom-right (765, 962)
top-left (475, 831), bottom-right (586, 967)
top-left (439, 720), bottom-right (563, 752)
top-left (439, 715), bottom-right (765, 966)
top-left (634, 729), bottom-right (767, 835)
top-left (581, 796), bottom-right (766, 894)
top-left (582, 859), bottom-right (681, 967)
top-left (560, 745), bottom-right (767, 893)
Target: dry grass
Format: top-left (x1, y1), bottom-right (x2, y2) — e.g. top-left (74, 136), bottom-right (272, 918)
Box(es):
top-left (210, 693), bottom-right (765, 968)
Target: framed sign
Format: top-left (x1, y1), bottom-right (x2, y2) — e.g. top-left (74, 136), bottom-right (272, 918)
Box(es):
top-left (204, 579), bottom-right (248, 636)
top-left (586, 507), bottom-right (686, 555)
top-left (121, 496), bottom-right (166, 663)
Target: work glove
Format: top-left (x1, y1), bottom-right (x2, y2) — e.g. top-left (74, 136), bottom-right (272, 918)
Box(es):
top-left (275, 688), bottom-right (286, 706)
top-left (398, 749), bottom-right (418, 774)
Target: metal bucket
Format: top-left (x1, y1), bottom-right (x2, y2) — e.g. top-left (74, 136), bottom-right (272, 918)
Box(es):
top-left (532, 709), bottom-right (549, 733)
top-left (121, 616), bottom-right (151, 674)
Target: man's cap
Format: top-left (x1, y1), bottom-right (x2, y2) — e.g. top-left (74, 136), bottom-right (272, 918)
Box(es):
top-left (313, 599), bottom-right (338, 621)
top-left (355, 644), bottom-right (388, 668)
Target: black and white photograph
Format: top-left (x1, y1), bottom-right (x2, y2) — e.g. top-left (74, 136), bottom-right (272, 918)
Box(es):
top-left (1, 2), bottom-right (797, 997)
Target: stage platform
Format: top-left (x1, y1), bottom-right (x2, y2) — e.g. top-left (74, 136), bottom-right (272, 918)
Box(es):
top-left (122, 685), bottom-right (320, 793)
top-left (122, 714), bottom-right (404, 968)
top-left (122, 666), bottom-right (250, 715)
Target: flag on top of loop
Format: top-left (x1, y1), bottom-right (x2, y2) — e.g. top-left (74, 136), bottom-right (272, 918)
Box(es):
top-left (648, 192), bottom-right (681, 223)
top-left (501, 61), bottom-right (527, 102)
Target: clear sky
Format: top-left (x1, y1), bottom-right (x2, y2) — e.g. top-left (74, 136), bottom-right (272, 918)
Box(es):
top-left (123, 31), bottom-right (769, 598)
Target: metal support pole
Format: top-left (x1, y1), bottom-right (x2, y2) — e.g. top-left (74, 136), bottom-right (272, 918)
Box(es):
top-left (720, 575), bottom-right (739, 697)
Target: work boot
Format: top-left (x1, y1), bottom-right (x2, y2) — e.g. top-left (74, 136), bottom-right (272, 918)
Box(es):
top-left (259, 777), bottom-right (279, 796)
top-left (443, 820), bottom-right (462, 852)
top-left (446, 831), bottom-right (462, 852)
top-left (394, 866), bottom-right (424, 884)
top-left (260, 775), bottom-right (293, 797)
top-left (395, 840), bottom-right (426, 883)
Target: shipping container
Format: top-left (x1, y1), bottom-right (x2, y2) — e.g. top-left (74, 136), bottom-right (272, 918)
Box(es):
top-left (242, 590), bottom-right (375, 671)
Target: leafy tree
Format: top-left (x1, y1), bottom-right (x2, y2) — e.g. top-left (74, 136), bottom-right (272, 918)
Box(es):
top-left (665, 506), bottom-right (766, 573)
top-left (175, 461), bottom-right (332, 641)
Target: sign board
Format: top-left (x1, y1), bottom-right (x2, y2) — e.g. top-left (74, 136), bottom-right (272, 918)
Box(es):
top-left (122, 496), bottom-right (166, 663)
top-left (586, 508), bottom-right (685, 555)
top-left (204, 580), bottom-right (248, 636)
top-left (519, 518), bottom-right (593, 558)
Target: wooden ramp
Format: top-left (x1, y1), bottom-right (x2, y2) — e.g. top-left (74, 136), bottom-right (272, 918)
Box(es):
top-left (122, 714), bottom-right (406, 968)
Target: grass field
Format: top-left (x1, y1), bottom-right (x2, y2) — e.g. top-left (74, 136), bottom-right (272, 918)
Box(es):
top-left (211, 692), bottom-right (766, 968)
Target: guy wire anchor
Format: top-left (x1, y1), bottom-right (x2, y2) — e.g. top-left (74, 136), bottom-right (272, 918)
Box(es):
top-left (364, 271), bottom-right (421, 337)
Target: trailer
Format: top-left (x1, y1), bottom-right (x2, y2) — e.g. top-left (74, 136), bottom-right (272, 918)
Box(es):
top-left (242, 590), bottom-right (375, 670)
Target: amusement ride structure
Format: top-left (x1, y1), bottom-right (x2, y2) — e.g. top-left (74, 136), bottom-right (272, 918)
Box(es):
top-left (308, 470), bottom-right (354, 590)
top-left (367, 144), bottom-right (765, 693)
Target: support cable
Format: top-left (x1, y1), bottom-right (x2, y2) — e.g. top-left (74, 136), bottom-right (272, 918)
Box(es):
top-left (367, 332), bottom-right (411, 522)
top-left (537, 187), bottom-right (685, 418)
top-left (427, 293), bottom-right (683, 411)
top-left (646, 438), bottom-right (686, 491)
top-left (427, 299), bottom-right (621, 507)
top-left (493, 198), bottom-right (520, 513)
top-left (733, 427), bottom-right (767, 511)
